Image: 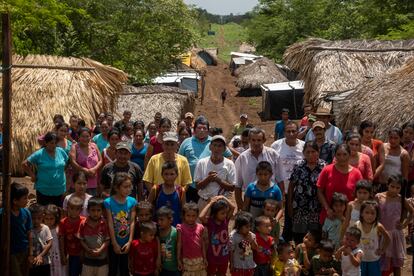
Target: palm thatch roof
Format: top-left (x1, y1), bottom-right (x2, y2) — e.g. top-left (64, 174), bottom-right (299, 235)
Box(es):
top-left (0, 55), bottom-right (128, 174)
top-left (338, 58), bottom-right (414, 140)
top-left (283, 38), bottom-right (414, 108)
top-left (235, 57), bottom-right (288, 89)
top-left (116, 85), bottom-right (195, 130)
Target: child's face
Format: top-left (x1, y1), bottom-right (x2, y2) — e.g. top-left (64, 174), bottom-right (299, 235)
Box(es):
top-left (214, 208), bottom-right (228, 222)
top-left (69, 117), bottom-right (78, 128)
top-left (356, 188), bottom-right (370, 201)
top-left (32, 213), bottom-right (43, 228)
top-left (141, 231), bottom-right (156, 243)
top-left (256, 219), bottom-right (272, 235)
top-left (343, 233), bottom-right (359, 249)
top-left (332, 202), bottom-right (346, 217)
top-left (43, 214), bottom-right (56, 228)
top-left (303, 233), bottom-right (316, 248)
top-left (319, 249), bottom-right (333, 263)
top-left (361, 205), bottom-right (377, 225)
top-left (183, 210), bottom-right (198, 225)
top-left (74, 180), bottom-right (87, 194)
top-left (238, 224), bottom-right (251, 236)
top-left (256, 170), bottom-right (272, 184)
top-left (13, 194), bottom-right (28, 208)
top-left (88, 205), bottom-right (103, 221)
top-left (263, 203), bottom-right (277, 218)
top-left (162, 169), bottom-right (178, 184)
top-left (67, 204), bottom-right (82, 219)
top-left (117, 180), bottom-right (132, 197)
top-left (138, 208), bottom-right (152, 223)
top-left (388, 182), bottom-right (401, 196)
top-left (157, 216), bottom-right (172, 230)
top-left (279, 246), bottom-right (293, 262)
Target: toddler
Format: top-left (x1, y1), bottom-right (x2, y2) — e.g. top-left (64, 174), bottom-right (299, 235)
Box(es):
top-left (322, 192), bottom-right (347, 249)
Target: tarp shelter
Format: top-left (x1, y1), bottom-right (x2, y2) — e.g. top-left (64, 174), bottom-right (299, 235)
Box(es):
top-left (198, 50), bottom-right (216, 65)
top-left (261, 81), bottom-right (304, 120)
top-left (153, 72), bottom-right (200, 96)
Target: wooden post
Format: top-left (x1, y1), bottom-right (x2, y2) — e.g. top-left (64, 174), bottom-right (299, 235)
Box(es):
top-left (1, 13), bottom-right (12, 276)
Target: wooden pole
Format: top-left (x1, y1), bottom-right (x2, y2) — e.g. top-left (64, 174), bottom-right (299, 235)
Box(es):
top-left (1, 13), bottom-right (12, 276)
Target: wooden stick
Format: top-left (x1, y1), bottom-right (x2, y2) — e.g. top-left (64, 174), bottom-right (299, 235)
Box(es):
top-left (12, 64), bottom-right (95, 71)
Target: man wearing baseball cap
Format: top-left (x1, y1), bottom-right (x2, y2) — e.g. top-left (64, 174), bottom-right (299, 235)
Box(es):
top-left (305, 107), bottom-right (342, 144)
top-left (100, 141), bottom-right (143, 199)
top-left (232, 113), bottom-right (248, 137)
top-left (184, 112), bottom-right (194, 136)
top-left (312, 121), bottom-right (336, 164)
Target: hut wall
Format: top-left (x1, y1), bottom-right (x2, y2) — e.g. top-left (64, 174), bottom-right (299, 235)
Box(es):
top-left (263, 89), bottom-right (304, 120)
top-left (179, 78), bottom-right (198, 96)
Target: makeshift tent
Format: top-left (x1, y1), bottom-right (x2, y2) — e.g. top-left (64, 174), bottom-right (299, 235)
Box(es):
top-left (284, 38), bottom-right (414, 109)
top-left (153, 71), bottom-right (200, 96)
top-left (0, 55), bottom-right (127, 174)
top-left (261, 81), bottom-right (304, 120)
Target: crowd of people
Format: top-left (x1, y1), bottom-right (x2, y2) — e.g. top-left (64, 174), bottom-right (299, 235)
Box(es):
top-left (5, 106), bottom-right (414, 276)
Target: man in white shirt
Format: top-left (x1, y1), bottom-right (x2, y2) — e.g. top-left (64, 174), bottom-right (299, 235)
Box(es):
top-left (305, 107), bottom-right (342, 144)
top-left (234, 128), bottom-right (278, 210)
top-left (194, 135), bottom-right (236, 211)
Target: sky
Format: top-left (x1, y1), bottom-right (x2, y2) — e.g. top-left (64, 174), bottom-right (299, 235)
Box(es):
top-left (184, 0), bottom-right (259, 15)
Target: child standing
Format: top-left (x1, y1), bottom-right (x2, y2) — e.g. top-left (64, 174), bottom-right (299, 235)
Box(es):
top-left (44, 204), bottom-right (65, 276)
top-left (343, 180), bottom-right (372, 235)
top-left (335, 227), bottom-right (363, 276)
top-left (79, 197), bottom-right (110, 276)
top-left (157, 207), bottom-right (180, 276)
top-left (29, 204), bottom-right (53, 276)
top-left (59, 196), bottom-right (86, 276)
top-left (243, 161), bottom-right (283, 218)
top-left (355, 200), bottom-right (390, 276)
top-left (135, 201), bottom-right (156, 239)
top-left (322, 192), bottom-right (347, 249)
top-left (253, 216), bottom-right (275, 276)
top-left (104, 172), bottom-right (137, 276)
top-left (311, 240), bottom-right (341, 276)
top-left (8, 182), bottom-right (32, 276)
top-left (199, 196), bottom-right (236, 276)
top-left (262, 199), bottom-right (283, 243)
top-left (177, 202), bottom-right (208, 276)
top-left (295, 229), bottom-right (322, 275)
top-left (272, 242), bottom-right (300, 276)
top-left (63, 171), bottom-right (92, 216)
top-left (149, 161), bottom-right (185, 226)
top-left (375, 174), bottom-right (414, 276)
top-left (129, 222), bottom-right (160, 276)
top-left (229, 211), bottom-right (258, 276)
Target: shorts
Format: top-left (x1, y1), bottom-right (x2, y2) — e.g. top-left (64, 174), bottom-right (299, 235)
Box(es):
top-left (361, 260), bottom-right (380, 276)
top-left (182, 257), bottom-right (207, 276)
top-left (207, 263), bottom-right (228, 274)
top-left (231, 268), bottom-right (255, 276)
top-left (11, 251), bottom-right (28, 276)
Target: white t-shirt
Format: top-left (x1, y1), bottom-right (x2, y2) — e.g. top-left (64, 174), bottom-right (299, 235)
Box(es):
top-left (194, 156), bottom-right (236, 200)
top-left (31, 224), bottom-right (53, 265)
top-left (271, 138), bottom-right (304, 193)
top-left (63, 193), bottom-right (92, 216)
top-left (341, 247), bottom-right (363, 276)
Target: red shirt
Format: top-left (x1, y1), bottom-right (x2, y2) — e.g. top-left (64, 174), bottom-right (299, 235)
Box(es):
top-left (59, 216), bottom-right (86, 256)
top-left (254, 233), bottom-right (274, 265)
top-left (78, 218), bottom-right (110, 261)
top-left (150, 136), bottom-right (164, 156)
top-left (130, 239), bottom-right (158, 275)
top-left (317, 164), bottom-right (362, 223)
top-left (300, 116), bottom-right (309, 127)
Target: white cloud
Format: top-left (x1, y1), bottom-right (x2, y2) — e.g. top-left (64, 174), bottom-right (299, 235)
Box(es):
top-left (184, 0), bottom-right (258, 15)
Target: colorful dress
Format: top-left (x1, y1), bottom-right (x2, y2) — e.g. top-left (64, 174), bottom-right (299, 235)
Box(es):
top-left (75, 143), bottom-right (100, 190)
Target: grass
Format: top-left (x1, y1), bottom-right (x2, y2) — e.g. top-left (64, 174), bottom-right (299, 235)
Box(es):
top-left (198, 23), bottom-right (248, 62)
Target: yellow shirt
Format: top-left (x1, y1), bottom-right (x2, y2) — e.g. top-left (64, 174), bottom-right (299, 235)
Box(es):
top-left (143, 153), bottom-right (192, 187)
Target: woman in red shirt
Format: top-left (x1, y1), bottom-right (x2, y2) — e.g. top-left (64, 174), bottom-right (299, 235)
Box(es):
top-left (317, 144), bottom-right (363, 223)
top-left (346, 133), bottom-right (373, 182)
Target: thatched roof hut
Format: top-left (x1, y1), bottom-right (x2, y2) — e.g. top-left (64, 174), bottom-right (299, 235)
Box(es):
top-left (235, 57), bottom-right (288, 93)
top-left (283, 38), bottom-right (414, 108)
top-left (1, 55), bottom-right (128, 174)
top-left (116, 85), bottom-right (195, 130)
top-left (338, 58), bottom-right (414, 140)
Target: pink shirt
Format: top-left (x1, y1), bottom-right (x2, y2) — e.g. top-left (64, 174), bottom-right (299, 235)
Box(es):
top-left (350, 153), bottom-right (373, 181)
top-left (317, 164), bottom-right (363, 223)
top-left (177, 223), bottom-right (204, 259)
top-left (75, 143), bottom-right (100, 189)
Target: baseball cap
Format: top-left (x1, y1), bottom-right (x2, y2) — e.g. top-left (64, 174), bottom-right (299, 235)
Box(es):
top-left (185, 112), bottom-right (194, 118)
top-left (240, 114), bottom-right (248, 119)
top-left (163, 131), bottom-right (178, 143)
top-left (211, 135), bottom-right (226, 144)
top-left (312, 121), bottom-right (326, 129)
top-left (116, 141), bottom-right (131, 152)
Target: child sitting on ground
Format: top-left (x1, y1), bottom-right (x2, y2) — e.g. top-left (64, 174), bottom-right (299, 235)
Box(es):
top-left (311, 239), bottom-right (341, 276)
top-left (322, 193), bottom-right (347, 249)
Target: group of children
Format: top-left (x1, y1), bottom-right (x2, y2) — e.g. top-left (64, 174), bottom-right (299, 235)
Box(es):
top-left (8, 155), bottom-right (414, 276)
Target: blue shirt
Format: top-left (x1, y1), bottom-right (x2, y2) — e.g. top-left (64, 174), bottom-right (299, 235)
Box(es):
top-left (2, 207), bottom-right (33, 254)
top-left (274, 120), bottom-right (285, 139)
top-left (245, 182), bottom-right (282, 218)
top-left (178, 136), bottom-right (232, 188)
top-left (131, 144), bottom-right (148, 171)
top-left (155, 185), bottom-right (181, 226)
top-left (28, 147), bottom-right (68, 196)
top-left (92, 133), bottom-right (109, 153)
top-left (104, 196), bottom-right (137, 246)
